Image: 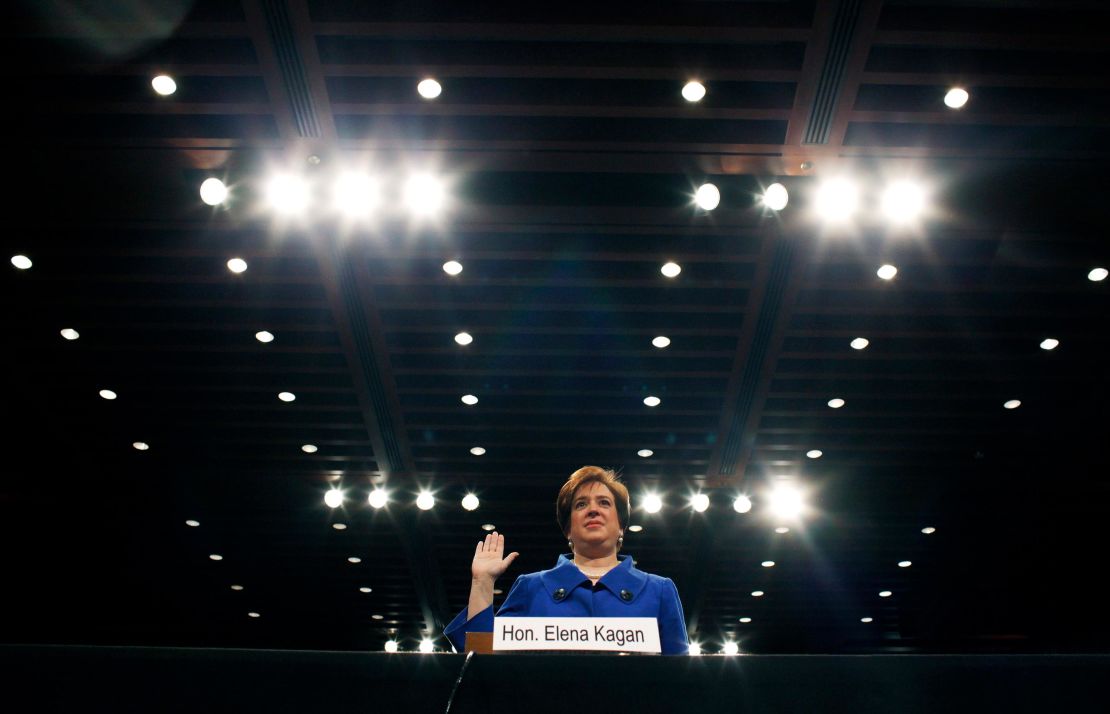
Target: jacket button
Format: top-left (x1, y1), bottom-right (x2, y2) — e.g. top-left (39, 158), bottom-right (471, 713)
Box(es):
top-left (620, 589), bottom-right (633, 602)
top-left (553, 588), bottom-right (567, 601)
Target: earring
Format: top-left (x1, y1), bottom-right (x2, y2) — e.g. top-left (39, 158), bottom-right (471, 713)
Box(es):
top-left (568, 540), bottom-right (573, 551)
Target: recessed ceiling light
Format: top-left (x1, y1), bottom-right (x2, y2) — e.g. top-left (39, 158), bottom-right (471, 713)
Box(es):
top-left (694, 183), bottom-right (720, 211)
top-left (775, 526), bottom-right (790, 534)
top-left (199, 178), bottom-right (228, 206)
top-left (443, 260), bottom-right (463, 275)
top-left (230, 584), bottom-right (244, 591)
top-left (99, 389), bottom-right (117, 400)
top-left (652, 336), bottom-right (671, 348)
top-left (881, 181), bottom-right (927, 224)
top-left (332, 523), bottom-right (347, 530)
top-left (944, 87), bottom-right (969, 109)
top-left (681, 81), bottom-right (706, 102)
top-left (850, 337), bottom-right (869, 350)
top-left (419, 639), bottom-right (435, 653)
top-left (877, 264), bottom-right (898, 280)
top-left (637, 449), bottom-right (653, 458)
top-left (461, 394), bottom-right (478, 405)
top-left (733, 495), bottom-right (752, 514)
top-left (359, 587), bottom-right (372, 593)
top-left (739, 617), bottom-right (752, 623)
top-left (761, 560), bottom-right (775, 568)
top-left (278, 392), bottom-right (296, 402)
top-left (384, 640), bottom-right (399, 652)
top-left (132, 441), bottom-right (150, 451)
top-left (247, 611), bottom-right (261, 618)
top-left (333, 172), bottom-right (378, 218)
top-left (898, 560), bottom-right (912, 568)
top-left (921, 526), bottom-right (936, 534)
top-left (481, 523), bottom-right (496, 531)
top-left (815, 178), bottom-right (859, 222)
top-left (462, 493), bottom-right (480, 511)
top-left (417, 78), bottom-right (442, 99)
top-left (255, 330), bottom-right (274, 343)
top-left (265, 174), bottom-right (310, 216)
top-left (1039, 338), bottom-right (1059, 350)
top-left (416, 491), bottom-right (435, 510)
top-left (827, 398), bottom-right (845, 409)
top-left (628, 525), bottom-right (643, 533)
top-left (643, 396), bottom-right (661, 407)
top-left (1003, 399), bottom-right (1021, 410)
top-left (493, 588), bottom-right (503, 595)
top-left (1088, 267), bottom-right (1108, 282)
top-left (723, 641), bottom-right (740, 656)
top-left (404, 174), bottom-right (446, 216)
top-left (209, 554), bottom-right (223, 561)
top-left (151, 74), bottom-right (177, 96)
top-left (324, 489), bottom-right (344, 508)
top-left (227, 258), bottom-right (248, 274)
top-left (879, 590), bottom-right (892, 598)
top-left (688, 643), bottom-right (702, 656)
top-left (691, 494), bottom-right (710, 512)
top-left (371, 614), bottom-right (384, 620)
top-left (185, 520), bottom-right (200, 527)
top-left (806, 449), bottom-right (823, 459)
top-left (454, 332), bottom-right (473, 345)
top-left (301, 444), bottom-right (318, 453)
top-left (348, 556), bottom-right (362, 564)
top-left (368, 488), bottom-right (388, 509)
top-left (470, 446), bottom-right (486, 456)
top-left (10, 254), bottom-right (33, 270)
top-left (660, 261), bottom-right (682, 278)
top-left (861, 617), bottom-right (873, 623)
top-left (751, 590), bottom-right (764, 597)
top-left (763, 182), bottom-right (789, 211)
top-left (642, 494), bottom-right (663, 514)
top-left (60, 328), bottom-right (80, 341)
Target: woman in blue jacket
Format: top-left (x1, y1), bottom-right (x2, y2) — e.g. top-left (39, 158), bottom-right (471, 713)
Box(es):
top-left (444, 466), bottom-right (689, 655)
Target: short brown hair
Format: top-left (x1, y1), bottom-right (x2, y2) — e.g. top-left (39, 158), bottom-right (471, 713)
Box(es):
top-left (556, 466), bottom-right (631, 537)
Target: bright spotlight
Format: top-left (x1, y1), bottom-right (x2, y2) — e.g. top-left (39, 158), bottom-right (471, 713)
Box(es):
top-left (10, 255), bottom-right (32, 270)
top-left (384, 640), bottom-right (399, 653)
top-left (368, 488), bottom-right (388, 509)
top-left (660, 262), bottom-right (682, 278)
top-left (461, 394), bottom-right (479, 405)
top-left (643, 395), bottom-right (661, 407)
top-left (691, 494), bottom-right (710, 513)
top-left (417, 79), bottom-right (442, 99)
top-left (470, 447), bottom-right (486, 456)
top-left (454, 332), bottom-right (473, 346)
top-left (416, 491), bottom-right (435, 510)
top-left (694, 183), bottom-right (720, 210)
top-left (642, 493), bottom-right (663, 514)
top-left (827, 398), bottom-right (845, 409)
top-left (334, 172), bottom-right (377, 218)
top-left (1089, 267), bottom-right (1108, 282)
top-left (199, 178), bottom-right (229, 206)
top-left (850, 337), bottom-right (869, 350)
top-left (722, 641), bottom-right (740, 656)
top-left (227, 258), bottom-right (248, 274)
top-left (266, 174), bottom-right (310, 215)
top-left (681, 81), bottom-right (706, 102)
top-left (766, 483), bottom-right (805, 521)
top-left (944, 87), bottom-right (969, 109)
top-left (881, 181), bottom-right (927, 223)
top-left (404, 174), bottom-right (446, 216)
top-left (733, 495), bottom-right (752, 514)
top-left (814, 178), bottom-right (859, 222)
top-left (688, 642), bottom-right (702, 656)
top-left (443, 260), bottom-right (463, 276)
top-left (324, 489), bottom-right (344, 508)
top-left (762, 183), bottom-right (789, 211)
top-left (151, 75), bottom-right (177, 96)
top-left (877, 264), bottom-right (898, 280)
top-left (1040, 338), bottom-right (1059, 351)
top-left (419, 639), bottom-right (435, 653)
top-left (637, 449), bottom-right (654, 458)
top-left (806, 449), bottom-right (823, 459)
top-left (462, 493), bottom-right (480, 511)
top-left (652, 336), bottom-right (671, 348)
top-left (1004, 399), bottom-right (1021, 410)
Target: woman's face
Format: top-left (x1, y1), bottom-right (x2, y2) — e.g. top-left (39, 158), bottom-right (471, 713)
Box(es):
top-left (567, 481), bottom-right (622, 554)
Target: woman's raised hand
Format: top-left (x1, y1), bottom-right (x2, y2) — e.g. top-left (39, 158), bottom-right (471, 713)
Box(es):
top-left (471, 532), bottom-right (519, 582)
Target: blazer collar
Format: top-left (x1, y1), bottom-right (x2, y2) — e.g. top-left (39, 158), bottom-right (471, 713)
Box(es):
top-left (540, 553), bottom-right (647, 602)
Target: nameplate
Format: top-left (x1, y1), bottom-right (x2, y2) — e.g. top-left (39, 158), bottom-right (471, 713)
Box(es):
top-left (493, 617), bottom-right (661, 653)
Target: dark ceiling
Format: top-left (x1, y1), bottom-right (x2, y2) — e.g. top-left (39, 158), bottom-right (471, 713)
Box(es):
top-left (3, 0), bottom-right (1109, 655)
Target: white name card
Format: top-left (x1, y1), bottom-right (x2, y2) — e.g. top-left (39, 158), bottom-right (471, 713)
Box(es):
top-left (493, 617), bottom-right (661, 654)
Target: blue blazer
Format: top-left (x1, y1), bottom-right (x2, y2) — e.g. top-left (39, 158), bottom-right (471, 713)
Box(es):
top-left (444, 553), bottom-right (689, 655)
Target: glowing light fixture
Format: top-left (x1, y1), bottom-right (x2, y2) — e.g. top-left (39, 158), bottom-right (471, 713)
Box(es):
top-left (332, 523), bottom-right (347, 530)
top-left (99, 389), bottom-right (117, 400)
top-left (814, 178), bottom-right (859, 222)
top-left (384, 640), bottom-right (399, 653)
top-left (248, 612), bottom-right (261, 618)
top-left (1040, 338), bottom-right (1059, 350)
top-left (761, 560), bottom-right (775, 568)
top-left (132, 442), bottom-right (149, 451)
top-left (643, 395), bottom-right (661, 407)
top-left (11, 255), bottom-right (32, 270)
top-left (722, 641), bottom-right (740, 656)
top-left (733, 495), bottom-right (752, 514)
top-left (151, 75), bottom-right (177, 96)
top-left (775, 526), bottom-right (790, 534)
top-left (739, 617), bottom-right (752, 623)
top-left (688, 643), bottom-right (702, 656)
top-left (1004, 399), bottom-right (1021, 410)
top-left (417, 79), bottom-right (442, 99)
top-left (766, 483), bottom-right (805, 520)
top-left (255, 330), bottom-right (274, 343)
top-left (462, 493), bottom-right (480, 511)
top-left (301, 444), bottom-right (318, 453)
top-left (60, 328), bottom-right (80, 341)
top-left (806, 449), bottom-right (823, 459)
top-left (368, 488), bottom-right (388, 509)
top-left (348, 557), bottom-right (361, 564)
top-left (470, 447), bottom-right (486, 456)
top-left (324, 489), bottom-right (344, 508)
top-left (404, 174), bottom-right (446, 216)
top-left (642, 493), bottom-right (663, 514)
top-left (1089, 267), bottom-right (1108, 282)
top-left (265, 174), bottom-right (310, 216)
top-left (850, 337), bottom-right (869, 350)
top-left (230, 585), bottom-right (243, 591)
top-left (454, 332), bottom-right (473, 345)
top-left (861, 617), bottom-right (873, 623)
top-left (881, 181), bottom-right (927, 224)
top-left (879, 590), bottom-right (892, 598)
top-left (751, 590), bottom-right (764, 598)
top-left (334, 172), bottom-right (377, 218)
top-left (661, 262), bottom-right (682, 278)
top-left (637, 449), bottom-right (654, 458)
top-left (628, 525), bottom-right (643, 533)
top-left (691, 493), bottom-right (710, 513)
top-left (278, 392), bottom-right (296, 402)
top-left (944, 87), bottom-right (969, 109)
top-left (481, 524), bottom-right (496, 531)
top-left (652, 336), bottom-right (671, 348)
top-left (694, 183), bottom-right (720, 210)
top-left (227, 257), bottom-right (248, 274)
top-left (898, 560), bottom-right (912, 568)
top-left (359, 587), bottom-right (372, 593)
top-left (681, 81), bottom-right (706, 102)
top-left (828, 398), bottom-right (845, 409)
top-left (461, 394), bottom-right (478, 405)
top-left (185, 520), bottom-right (200, 527)
top-left (443, 260), bottom-right (463, 275)
top-left (763, 182), bottom-right (789, 211)
top-left (877, 264), bottom-right (898, 280)
top-left (199, 178), bottom-right (228, 206)
top-left (209, 554), bottom-right (223, 561)
top-left (921, 526), bottom-right (936, 535)
top-left (416, 491), bottom-right (435, 510)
